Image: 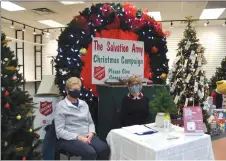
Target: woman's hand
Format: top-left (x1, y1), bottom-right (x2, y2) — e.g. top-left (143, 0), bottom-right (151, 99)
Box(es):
top-left (87, 132), bottom-right (94, 143)
top-left (77, 136), bottom-right (90, 144)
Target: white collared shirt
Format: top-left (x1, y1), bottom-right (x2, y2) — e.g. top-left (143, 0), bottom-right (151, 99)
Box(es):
top-left (127, 92), bottom-right (144, 100)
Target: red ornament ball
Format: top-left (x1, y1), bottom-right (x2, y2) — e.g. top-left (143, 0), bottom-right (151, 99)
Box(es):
top-left (151, 46), bottom-right (158, 54)
top-left (4, 91), bottom-right (9, 96)
top-left (149, 72), bottom-right (154, 79)
top-left (210, 91), bottom-right (216, 98)
top-left (4, 103), bottom-right (10, 109)
top-left (12, 75), bottom-right (17, 80)
top-left (22, 156), bottom-right (26, 160)
top-left (35, 133), bottom-right (40, 139)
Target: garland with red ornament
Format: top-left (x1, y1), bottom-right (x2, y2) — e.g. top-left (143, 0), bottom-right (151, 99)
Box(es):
top-left (55, 3), bottom-right (169, 102)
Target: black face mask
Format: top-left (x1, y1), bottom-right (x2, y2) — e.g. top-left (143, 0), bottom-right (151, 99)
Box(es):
top-left (68, 89), bottom-right (80, 99)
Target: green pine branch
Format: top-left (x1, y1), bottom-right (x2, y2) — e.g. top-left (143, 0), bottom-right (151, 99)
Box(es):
top-left (149, 87), bottom-right (177, 114)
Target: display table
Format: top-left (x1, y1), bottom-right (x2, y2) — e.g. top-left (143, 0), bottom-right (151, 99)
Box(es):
top-left (97, 85), bottom-right (165, 141)
top-left (107, 123), bottom-right (214, 160)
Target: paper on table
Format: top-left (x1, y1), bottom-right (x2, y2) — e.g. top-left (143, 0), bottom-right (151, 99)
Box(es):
top-left (143, 131), bottom-right (184, 150)
top-left (122, 125), bottom-right (154, 134)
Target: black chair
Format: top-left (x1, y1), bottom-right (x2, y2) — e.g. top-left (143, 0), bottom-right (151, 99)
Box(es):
top-left (43, 120), bottom-right (80, 160)
top-left (55, 149), bottom-right (75, 160)
top-left (55, 133), bottom-right (80, 160)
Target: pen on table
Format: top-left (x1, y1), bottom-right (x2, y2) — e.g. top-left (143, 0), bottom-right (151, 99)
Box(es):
top-left (143, 125), bottom-right (158, 132)
top-left (135, 131), bottom-right (156, 135)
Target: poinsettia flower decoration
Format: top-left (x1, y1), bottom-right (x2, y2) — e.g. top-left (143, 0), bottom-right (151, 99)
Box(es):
top-left (102, 3), bottom-right (113, 17)
top-left (89, 14), bottom-right (102, 27)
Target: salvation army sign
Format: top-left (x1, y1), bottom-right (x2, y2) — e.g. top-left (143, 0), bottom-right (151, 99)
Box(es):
top-left (92, 38), bottom-right (144, 84)
top-left (40, 101), bottom-right (53, 116)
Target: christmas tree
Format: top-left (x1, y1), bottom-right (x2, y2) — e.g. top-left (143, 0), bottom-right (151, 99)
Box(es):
top-left (168, 17), bottom-right (210, 133)
top-left (1, 33), bottom-right (41, 160)
top-left (210, 56), bottom-right (226, 91)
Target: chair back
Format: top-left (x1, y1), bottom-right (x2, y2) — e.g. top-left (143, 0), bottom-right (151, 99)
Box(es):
top-left (42, 120), bottom-right (57, 160)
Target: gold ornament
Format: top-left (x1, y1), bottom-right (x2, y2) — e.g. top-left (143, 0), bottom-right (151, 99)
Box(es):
top-left (16, 147), bottom-right (24, 152)
top-left (29, 128), bottom-right (33, 132)
top-left (6, 66), bottom-right (17, 71)
top-left (79, 48), bottom-right (87, 55)
top-left (16, 114), bottom-right (21, 120)
top-left (2, 40), bottom-right (11, 45)
top-left (4, 58), bottom-right (8, 62)
top-left (160, 73), bottom-right (167, 80)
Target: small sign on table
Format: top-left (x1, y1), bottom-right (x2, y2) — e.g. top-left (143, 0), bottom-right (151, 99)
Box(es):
top-left (183, 106), bottom-right (204, 135)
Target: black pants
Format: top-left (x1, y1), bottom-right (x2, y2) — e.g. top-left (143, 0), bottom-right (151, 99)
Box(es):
top-left (58, 137), bottom-right (110, 160)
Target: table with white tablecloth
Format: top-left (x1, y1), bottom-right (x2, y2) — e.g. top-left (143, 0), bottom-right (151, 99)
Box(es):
top-left (106, 123), bottom-right (214, 160)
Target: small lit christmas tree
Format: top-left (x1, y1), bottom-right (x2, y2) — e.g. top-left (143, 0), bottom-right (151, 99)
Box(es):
top-left (168, 17), bottom-right (210, 133)
top-left (1, 33), bottom-right (41, 160)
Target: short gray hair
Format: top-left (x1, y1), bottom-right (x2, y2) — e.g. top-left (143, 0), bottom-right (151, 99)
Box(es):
top-left (65, 77), bottom-right (82, 89)
top-left (127, 75), bottom-right (142, 86)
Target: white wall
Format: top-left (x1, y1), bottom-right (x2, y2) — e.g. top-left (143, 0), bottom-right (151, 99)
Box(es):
top-left (167, 26), bottom-right (226, 79)
top-left (2, 24), bottom-right (226, 96)
top-left (42, 31), bottom-right (61, 76)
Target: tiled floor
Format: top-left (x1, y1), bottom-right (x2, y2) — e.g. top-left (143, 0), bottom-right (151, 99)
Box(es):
top-left (212, 137), bottom-right (226, 160)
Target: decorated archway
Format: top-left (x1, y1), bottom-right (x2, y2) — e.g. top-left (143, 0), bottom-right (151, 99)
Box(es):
top-left (55, 3), bottom-right (169, 102)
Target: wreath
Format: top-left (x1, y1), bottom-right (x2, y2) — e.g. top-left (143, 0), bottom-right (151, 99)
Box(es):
top-left (55, 3), bottom-right (169, 102)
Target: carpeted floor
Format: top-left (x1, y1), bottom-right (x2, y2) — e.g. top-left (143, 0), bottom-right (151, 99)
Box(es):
top-left (212, 137), bottom-right (226, 160)
top-left (211, 132), bottom-right (226, 160)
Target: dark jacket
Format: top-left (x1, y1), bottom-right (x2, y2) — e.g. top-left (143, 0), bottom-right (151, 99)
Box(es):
top-left (42, 121), bottom-right (57, 160)
top-left (216, 92), bottom-right (223, 109)
top-left (120, 94), bottom-right (150, 127)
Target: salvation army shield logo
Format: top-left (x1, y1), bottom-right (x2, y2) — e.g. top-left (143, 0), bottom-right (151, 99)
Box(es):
top-left (40, 101), bottom-right (53, 116)
top-left (94, 66), bottom-right (105, 80)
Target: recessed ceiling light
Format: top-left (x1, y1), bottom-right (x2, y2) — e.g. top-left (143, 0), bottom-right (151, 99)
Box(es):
top-left (200, 8), bottom-right (225, 19)
top-left (1, 1), bottom-right (26, 11)
top-left (38, 20), bottom-right (65, 27)
top-left (147, 12), bottom-right (162, 21)
top-left (60, 1), bottom-right (84, 5)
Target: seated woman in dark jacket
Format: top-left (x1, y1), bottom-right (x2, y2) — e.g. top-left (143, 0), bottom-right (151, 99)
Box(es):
top-left (120, 75), bottom-right (150, 127)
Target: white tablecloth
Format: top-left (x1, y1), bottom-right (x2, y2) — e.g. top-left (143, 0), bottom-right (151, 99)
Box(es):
top-left (106, 123), bottom-right (214, 160)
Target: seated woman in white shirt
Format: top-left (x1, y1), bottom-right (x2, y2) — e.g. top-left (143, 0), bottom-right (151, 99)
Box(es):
top-left (54, 77), bottom-right (110, 160)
